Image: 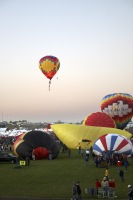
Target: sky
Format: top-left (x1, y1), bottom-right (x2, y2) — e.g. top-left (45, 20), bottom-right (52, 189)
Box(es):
top-left (0, 0), bottom-right (133, 123)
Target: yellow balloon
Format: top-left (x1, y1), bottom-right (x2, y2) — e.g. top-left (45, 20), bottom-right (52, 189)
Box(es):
top-left (51, 124), bottom-right (132, 149)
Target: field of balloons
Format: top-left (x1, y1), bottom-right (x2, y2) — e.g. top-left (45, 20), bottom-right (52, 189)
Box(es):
top-left (1, 58), bottom-right (133, 200)
top-left (11, 92), bottom-right (133, 161)
top-left (11, 56), bottom-right (133, 160)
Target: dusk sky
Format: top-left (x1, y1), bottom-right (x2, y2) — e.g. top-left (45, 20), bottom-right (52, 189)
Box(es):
top-left (0, 0), bottom-right (133, 123)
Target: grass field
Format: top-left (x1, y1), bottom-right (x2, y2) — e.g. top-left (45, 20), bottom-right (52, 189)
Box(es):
top-left (0, 149), bottom-right (133, 199)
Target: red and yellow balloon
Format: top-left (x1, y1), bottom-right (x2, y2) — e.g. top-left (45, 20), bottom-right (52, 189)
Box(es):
top-left (39, 55), bottom-right (60, 90)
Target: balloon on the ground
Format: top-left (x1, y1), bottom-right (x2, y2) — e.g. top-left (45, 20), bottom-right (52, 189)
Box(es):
top-left (101, 93), bottom-right (133, 129)
top-left (51, 124), bottom-right (132, 150)
top-left (33, 147), bottom-right (49, 160)
top-left (13, 131), bottom-right (59, 160)
top-left (93, 133), bottom-right (133, 156)
top-left (39, 55), bottom-right (60, 90)
top-left (83, 112), bottom-right (116, 128)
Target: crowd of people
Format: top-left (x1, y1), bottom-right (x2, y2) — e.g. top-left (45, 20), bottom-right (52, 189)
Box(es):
top-left (96, 176), bottom-right (116, 198)
top-left (72, 177), bottom-right (133, 199)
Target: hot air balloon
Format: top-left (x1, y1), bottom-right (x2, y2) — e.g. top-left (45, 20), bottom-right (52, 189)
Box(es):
top-left (101, 93), bottom-right (133, 129)
top-left (13, 131), bottom-right (59, 160)
top-left (33, 147), bottom-right (49, 160)
top-left (93, 134), bottom-right (133, 156)
top-left (51, 124), bottom-right (132, 150)
top-left (83, 112), bottom-right (116, 128)
top-left (39, 55), bottom-right (60, 90)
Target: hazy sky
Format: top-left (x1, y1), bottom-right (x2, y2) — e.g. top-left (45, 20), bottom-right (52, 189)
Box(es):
top-left (0, 0), bottom-right (133, 123)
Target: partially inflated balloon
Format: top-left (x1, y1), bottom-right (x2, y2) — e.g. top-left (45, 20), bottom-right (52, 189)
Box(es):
top-left (101, 93), bottom-right (133, 129)
top-left (83, 112), bottom-right (116, 128)
top-left (51, 124), bottom-right (132, 150)
top-left (33, 147), bottom-right (49, 160)
top-left (93, 134), bottom-right (133, 155)
top-left (13, 131), bottom-right (59, 159)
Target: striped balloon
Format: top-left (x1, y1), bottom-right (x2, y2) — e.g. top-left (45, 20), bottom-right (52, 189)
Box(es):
top-left (93, 134), bottom-right (133, 155)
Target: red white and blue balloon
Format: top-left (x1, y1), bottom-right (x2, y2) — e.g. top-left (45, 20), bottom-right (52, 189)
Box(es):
top-left (93, 134), bottom-right (132, 155)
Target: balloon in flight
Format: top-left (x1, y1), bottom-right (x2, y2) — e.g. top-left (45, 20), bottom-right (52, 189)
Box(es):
top-left (101, 93), bottom-right (133, 129)
top-left (39, 55), bottom-right (60, 90)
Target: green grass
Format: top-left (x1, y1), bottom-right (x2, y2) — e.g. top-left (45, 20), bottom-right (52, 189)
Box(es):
top-left (0, 150), bottom-right (133, 199)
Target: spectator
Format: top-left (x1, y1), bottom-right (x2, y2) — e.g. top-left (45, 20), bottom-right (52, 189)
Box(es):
top-left (72, 182), bottom-right (77, 200)
top-left (127, 185), bottom-right (133, 200)
top-left (85, 155), bottom-right (89, 165)
top-left (81, 148), bottom-right (84, 157)
top-left (76, 181), bottom-right (82, 200)
top-left (26, 156), bottom-right (30, 166)
top-left (68, 148), bottom-right (71, 157)
top-left (95, 178), bottom-right (101, 196)
top-left (111, 179), bottom-right (116, 190)
top-left (117, 160), bottom-right (122, 172)
top-left (109, 179), bottom-right (113, 187)
top-left (123, 157), bottom-right (129, 171)
top-left (119, 169), bottom-right (124, 182)
top-left (101, 177), bottom-right (109, 197)
top-left (105, 167), bottom-right (109, 180)
top-left (78, 145), bottom-right (81, 155)
top-left (95, 156), bottom-right (101, 167)
top-left (85, 149), bottom-right (90, 158)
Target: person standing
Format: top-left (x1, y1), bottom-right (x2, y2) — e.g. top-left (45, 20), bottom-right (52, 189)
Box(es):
top-left (72, 182), bottom-right (77, 200)
top-left (85, 149), bottom-right (90, 158)
top-left (78, 145), bottom-right (81, 155)
top-left (117, 160), bottom-right (122, 172)
top-left (123, 157), bottom-right (129, 171)
top-left (68, 148), bottom-right (71, 157)
top-left (119, 169), bottom-right (125, 182)
top-left (101, 177), bottom-right (109, 197)
top-left (85, 155), bottom-right (89, 165)
top-left (95, 178), bottom-right (101, 196)
top-left (111, 179), bottom-right (116, 190)
top-left (76, 181), bottom-right (82, 200)
top-left (26, 156), bottom-right (30, 166)
top-left (105, 167), bottom-right (109, 180)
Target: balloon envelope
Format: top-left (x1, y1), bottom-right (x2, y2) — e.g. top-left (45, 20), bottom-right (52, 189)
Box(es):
top-left (101, 93), bottom-right (133, 129)
top-left (39, 55), bottom-right (60, 80)
top-left (51, 124), bottom-right (132, 150)
top-left (93, 134), bottom-right (133, 155)
top-left (83, 112), bottom-right (116, 128)
top-left (33, 147), bottom-right (49, 160)
top-left (13, 131), bottom-right (59, 159)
